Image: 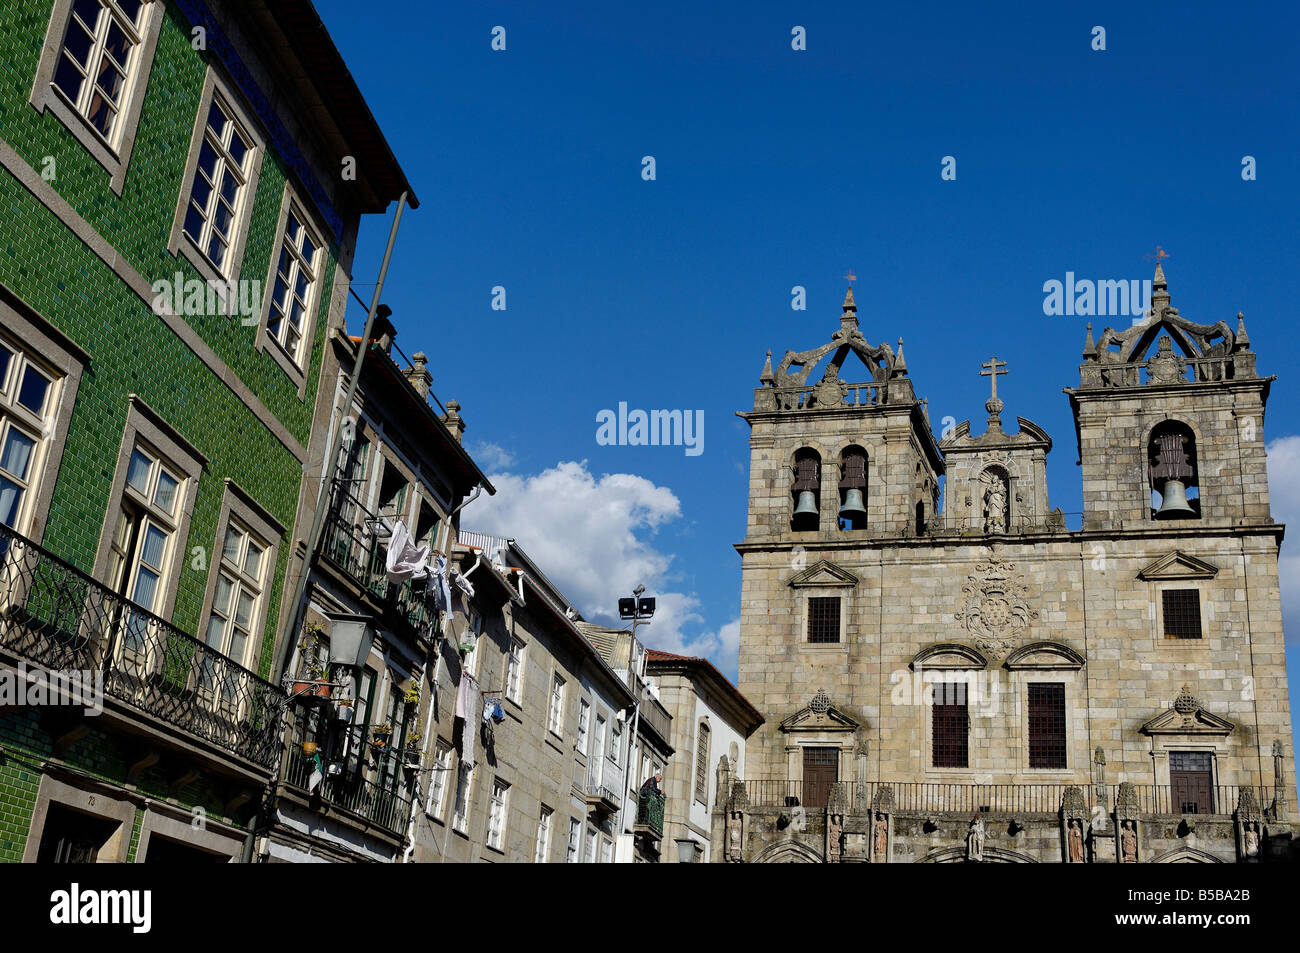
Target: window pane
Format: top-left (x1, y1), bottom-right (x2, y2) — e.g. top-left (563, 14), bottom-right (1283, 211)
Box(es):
top-left (206, 234), bottom-right (227, 270)
top-left (300, 234), bottom-right (317, 267)
top-left (212, 200), bottom-right (233, 238)
top-left (182, 204), bottom-right (205, 243)
top-left (243, 542), bottom-right (263, 579)
top-left (219, 172), bottom-right (238, 208)
top-left (52, 55), bottom-right (87, 103)
top-left (205, 614), bottom-right (225, 647)
top-left (223, 526), bottom-right (241, 563)
top-left (212, 574), bottom-right (232, 615)
top-left (116, 0), bottom-right (143, 24)
top-left (235, 589), bottom-right (254, 629)
top-left (18, 367), bottom-right (50, 416)
top-left (71, 0), bottom-right (102, 31)
top-left (188, 176), bottom-right (212, 216)
top-left (103, 21), bottom-right (133, 71)
top-left (153, 470), bottom-right (178, 514)
top-left (197, 140), bottom-right (220, 180)
top-left (0, 429), bottom-right (35, 481)
top-left (0, 346), bottom-right (10, 389)
top-left (86, 92), bottom-right (114, 137)
top-left (227, 130), bottom-right (249, 169)
top-left (227, 628), bottom-right (247, 665)
top-left (139, 523), bottom-right (167, 570)
top-left (0, 477), bottom-right (24, 528)
top-left (126, 449), bottom-right (151, 492)
top-left (64, 11), bottom-right (97, 65)
top-left (206, 101), bottom-right (227, 140)
top-left (132, 565), bottom-right (159, 611)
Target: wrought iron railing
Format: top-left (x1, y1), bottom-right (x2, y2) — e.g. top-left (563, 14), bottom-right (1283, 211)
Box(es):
top-left (320, 479), bottom-right (439, 638)
top-left (0, 523), bottom-right (285, 768)
top-left (282, 712), bottom-right (413, 836)
top-left (736, 780), bottom-right (1275, 817)
top-left (635, 789), bottom-right (665, 836)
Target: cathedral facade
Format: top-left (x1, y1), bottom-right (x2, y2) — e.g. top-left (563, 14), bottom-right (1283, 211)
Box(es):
top-left (714, 265), bottom-right (1296, 863)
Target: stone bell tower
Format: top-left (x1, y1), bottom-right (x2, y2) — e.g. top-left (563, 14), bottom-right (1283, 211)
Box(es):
top-left (735, 285), bottom-right (942, 777)
top-left (1066, 263), bottom-right (1272, 531)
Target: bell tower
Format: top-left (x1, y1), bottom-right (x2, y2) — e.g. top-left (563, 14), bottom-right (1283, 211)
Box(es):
top-left (1065, 264), bottom-right (1273, 531)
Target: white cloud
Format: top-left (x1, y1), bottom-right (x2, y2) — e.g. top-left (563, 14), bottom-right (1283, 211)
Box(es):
top-left (463, 460), bottom-right (740, 675)
top-left (1268, 436), bottom-right (1300, 645)
top-left (468, 441), bottom-right (516, 472)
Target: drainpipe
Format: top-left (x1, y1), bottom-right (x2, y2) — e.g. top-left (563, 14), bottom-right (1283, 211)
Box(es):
top-left (244, 192), bottom-right (407, 865)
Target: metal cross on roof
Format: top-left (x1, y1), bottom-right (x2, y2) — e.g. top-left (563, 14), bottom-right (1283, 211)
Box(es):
top-left (1145, 246), bottom-right (1170, 263)
top-left (980, 356), bottom-right (1008, 400)
top-left (844, 270), bottom-right (856, 284)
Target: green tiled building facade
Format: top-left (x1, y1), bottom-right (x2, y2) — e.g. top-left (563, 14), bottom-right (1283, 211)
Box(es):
top-left (0, 0), bottom-right (412, 862)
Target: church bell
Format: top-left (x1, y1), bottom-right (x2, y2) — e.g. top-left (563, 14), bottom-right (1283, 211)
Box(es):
top-left (1154, 479), bottom-right (1195, 519)
top-left (838, 488), bottom-right (867, 521)
top-left (793, 490), bottom-right (819, 519)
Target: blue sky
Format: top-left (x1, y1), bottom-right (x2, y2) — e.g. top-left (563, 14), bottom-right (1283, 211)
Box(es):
top-left (314, 0), bottom-right (1300, 737)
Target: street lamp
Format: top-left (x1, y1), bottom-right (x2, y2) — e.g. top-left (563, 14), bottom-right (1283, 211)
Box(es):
top-left (618, 584), bottom-right (654, 850)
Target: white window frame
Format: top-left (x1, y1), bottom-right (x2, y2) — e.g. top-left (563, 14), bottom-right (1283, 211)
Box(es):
top-left (425, 741), bottom-right (453, 820)
top-left (565, 817), bottom-right (580, 863)
top-left (256, 183), bottom-right (328, 396)
top-left (506, 637), bottom-right (525, 704)
top-left (534, 806), bottom-right (552, 863)
top-left (547, 672), bottom-right (565, 738)
top-left (452, 763), bottom-right (474, 834)
top-left (30, 0), bottom-right (166, 194)
top-left (576, 698), bottom-right (590, 756)
top-left (167, 68), bottom-right (265, 293)
top-left (486, 778), bottom-right (509, 851)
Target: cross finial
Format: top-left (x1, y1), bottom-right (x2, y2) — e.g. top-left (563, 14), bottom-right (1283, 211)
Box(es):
top-left (1145, 246), bottom-right (1170, 264)
top-left (980, 355), bottom-right (1008, 400)
top-left (844, 270), bottom-right (856, 285)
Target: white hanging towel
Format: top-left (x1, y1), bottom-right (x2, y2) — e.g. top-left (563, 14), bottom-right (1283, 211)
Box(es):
top-left (431, 552), bottom-right (453, 614)
top-left (385, 519), bottom-right (429, 583)
top-left (455, 672), bottom-right (478, 768)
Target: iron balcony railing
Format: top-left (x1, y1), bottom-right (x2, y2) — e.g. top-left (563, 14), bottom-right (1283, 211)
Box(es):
top-left (320, 479), bottom-right (439, 639)
top-left (737, 780), bottom-right (1276, 817)
top-left (0, 523), bottom-right (285, 768)
top-left (282, 710), bottom-right (413, 836)
top-left (635, 788), bottom-right (665, 837)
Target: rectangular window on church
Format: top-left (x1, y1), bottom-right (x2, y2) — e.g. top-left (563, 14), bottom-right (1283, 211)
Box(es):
top-left (1027, 682), bottom-right (1067, 769)
top-left (932, 681), bottom-right (968, 768)
top-left (1161, 589), bottom-right (1201, 639)
top-left (807, 596), bottom-right (840, 643)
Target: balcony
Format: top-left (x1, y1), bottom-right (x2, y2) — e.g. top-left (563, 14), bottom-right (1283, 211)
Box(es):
top-left (0, 523), bottom-right (285, 768)
top-left (282, 712), bottom-right (413, 837)
top-left (320, 479), bottom-right (439, 639)
top-left (634, 788), bottom-right (665, 838)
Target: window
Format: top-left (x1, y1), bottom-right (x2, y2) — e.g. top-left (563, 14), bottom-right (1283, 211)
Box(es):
top-left (600, 838), bottom-right (613, 864)
top-left (534, 807), bottom-right (552, 863)
top-left (452, 763), bottom-right (474, 834)
top-left (202, 519), bottom-right (266, 669)
top-left (106, 443), bottom-right (183, 633)
top-left (611, 719), bottom-right (622, 767)
top-left (576, 699), bottom-right (590, 755)
top-left (487, 779), bottom-right (510, 851)
top-left (547, 673), bottom-right (565, 737)
top-left (49, 0), bottom-right (147, 145)
top-left (0, 336), bottom-right (62, 534)
top-left (1027, 683), bottom-right (1067, 769)
top-left (426, 742), bottom-right (453, 819)
top-left (932, 681), bottom-right (969, 768)
top-left (1162, 589), bottom-right (1202, 640)
top-left (265, 206), bottom-right (321, 367)
top-left (181, 96), bottom-right (256, 274)
top-left (802, 747), bottom-right (838, 809)
top-left (35, 804), bottom-right (121, 863)
top-left (1169, 751), bottom-right (1214, 814)
top-left (694, 721), bottom-right (711, 803)
top-left (591, 715), bottom-right (607, 788)
top-left (565, 818), bottom-right (580, 863)
top-left (506, 638), bottom-right (525, 704)
top-left (584, 826), bottom-right (598, 863)
top-left (807, 596), bottom-right (840, 644)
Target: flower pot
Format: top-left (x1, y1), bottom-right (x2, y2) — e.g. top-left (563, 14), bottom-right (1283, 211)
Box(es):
top-left (313, 683), bottom-right (333, 699)
top-left (371, 731), bottom-right (391, 747)
top-left (334, 700), bottom-right (354, 722)
top-left (302, 741), bottom-right (318, 757)
top-left (291, 681), bottom-right (313, 696)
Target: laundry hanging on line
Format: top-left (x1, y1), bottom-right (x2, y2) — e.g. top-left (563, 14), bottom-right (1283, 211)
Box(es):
top-left (385, 519), bottom-right (430, 583)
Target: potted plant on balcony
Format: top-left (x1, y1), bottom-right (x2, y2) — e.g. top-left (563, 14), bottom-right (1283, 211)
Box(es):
top-left (370, 723), bottom-right (392, 748)
top-left (301, 741), bottom-right (318, 757)
top-left (293, 623), bottom-right (333, 699)
top-left (403, 731), bottom-right (423, 768)
top-left (404, 684), bottom-right (420, 707)
top-left (334, 697), bottom-right (355, 723)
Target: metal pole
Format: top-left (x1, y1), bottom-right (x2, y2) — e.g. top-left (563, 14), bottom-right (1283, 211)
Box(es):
top-left (273, 190), bottom-right (409, 684)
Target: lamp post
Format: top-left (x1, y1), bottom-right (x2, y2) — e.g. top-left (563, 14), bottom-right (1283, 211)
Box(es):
top-left (617, 586), bottom-right (654, 855)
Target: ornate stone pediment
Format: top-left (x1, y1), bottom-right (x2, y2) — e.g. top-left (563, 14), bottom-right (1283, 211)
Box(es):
top-left (1141, 684), bottom-right (1235, 737)
top-left (1004, 641), bottom-right (1085, 671)
top-left (952, 556), bottom-right (1038, 660)
top-left (910, 643), bottom-right (988, 671)
top-left (1137, 550), bottom-right (1219, 581)
top-left (787, 559), bottom-right (858, 589)
top-left (779, 689), bottom-right (860, 733)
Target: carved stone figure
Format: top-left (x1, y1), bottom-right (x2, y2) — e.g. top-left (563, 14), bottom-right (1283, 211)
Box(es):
top-left (1068, 818), bottom-right (1085, 863)
top-left (1244, 823), bottom-right (1259, 858)
top-left (727, 812), bottom-right (741, 861)
top-left (1120, 820), bottom-right (1138, 863)
top-left (966, 817), bottom-right (985, 862)
top-left (874, 813), bottom-right (888, 857)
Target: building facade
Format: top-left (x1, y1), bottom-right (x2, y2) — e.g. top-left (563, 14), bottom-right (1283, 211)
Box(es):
top-left (646, 649), bottom-right (763, 863)
top-left (409, 534), bottom-right (637, 863)
top-left (0, 0), bottom-right (411, 862)
top-left (720, 269), bottom-right (1297, 863)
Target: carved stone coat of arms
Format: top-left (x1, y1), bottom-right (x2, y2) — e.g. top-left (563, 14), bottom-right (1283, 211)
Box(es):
top-left (953, 557), bottom-right (1038, 659)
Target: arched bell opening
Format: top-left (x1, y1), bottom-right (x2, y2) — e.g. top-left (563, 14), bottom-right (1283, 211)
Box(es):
top-left (791, 448), bottom-right (821, 531)
top-left (1148, 421), bottom-right (1200, 520)
top-left (837, 445), bottom-right (868, 530)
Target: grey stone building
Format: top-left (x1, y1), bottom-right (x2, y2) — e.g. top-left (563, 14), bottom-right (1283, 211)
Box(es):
top-left (718, 266), bottom-right (1296, 863)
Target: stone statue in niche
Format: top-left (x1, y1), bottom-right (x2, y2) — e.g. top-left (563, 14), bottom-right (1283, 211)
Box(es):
top-left (728, 814), bottom-right (741, 861)
top-left (1244, 822), bottom-right (1260, 858)
top-left (1067, 818), bottom-right (1085, 863)
top-left (1120, 820), bottom-right (1138, 863)
top-left (980, 469), bottom-right (1009, 534)
top-left (966, 816), bottom-right (985, 862)
top-left (874, 813), bottom-right (889, 858)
